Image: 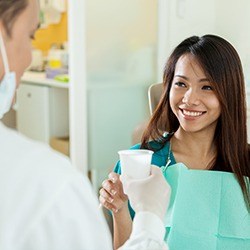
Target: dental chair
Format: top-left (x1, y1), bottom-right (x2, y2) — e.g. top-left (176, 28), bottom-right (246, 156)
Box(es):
top-left (148, 83), bottom-right (164, 115)
top-left (131, 83), bottom-right (164, 144)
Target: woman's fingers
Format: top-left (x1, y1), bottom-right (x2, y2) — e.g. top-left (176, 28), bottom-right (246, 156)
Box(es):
top-left (99, 194), bottom-right (118, 213)
top-left (108, 172), bottom-right (120, 183)
top-left (99, 188), bottom-right (114, 203)
top-left (99, 173), bottom-right (129, 212)
top-left (106, 172), bottom-right (128, 201)
top-left (102, 179), bottom-right (117, 196)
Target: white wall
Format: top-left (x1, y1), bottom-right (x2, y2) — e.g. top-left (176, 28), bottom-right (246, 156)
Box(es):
top-left (158, 0), bottom-right (250, 85)
top-left (86, 0), bottom-right (158, 85)
top-left (158, 0), bottom-right (216, 80)
top-left (158, 0), bottom-right (250, 141)
top-left (214, 0), bottom-right (250, 85)
top-left (68, 0), bottom-right (88, 173)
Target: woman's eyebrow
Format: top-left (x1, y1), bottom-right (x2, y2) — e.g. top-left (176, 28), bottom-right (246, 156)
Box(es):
top-left (174, 74), bottom-right (188, 80)
top-left (174, 74), bottom-right (209, 82)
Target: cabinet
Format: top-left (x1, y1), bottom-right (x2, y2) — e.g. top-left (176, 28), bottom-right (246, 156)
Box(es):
top-left (16, 84), bottom-right (50, 143)
top-left (16, 81), bottom-right (69, 144)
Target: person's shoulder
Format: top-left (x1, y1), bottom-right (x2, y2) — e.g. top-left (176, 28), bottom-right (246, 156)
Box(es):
top-left (0, 122), bottom-right (75, 177)
top-left (0, 125), bottom-right (89, 247)
top-left (19, 174), bottom-right (112, 250)
top-left (0, 122), bottom-right (51, 152)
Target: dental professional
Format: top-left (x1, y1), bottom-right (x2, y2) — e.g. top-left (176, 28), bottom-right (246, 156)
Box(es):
top-left (0, 0), bottom-right (170, 250)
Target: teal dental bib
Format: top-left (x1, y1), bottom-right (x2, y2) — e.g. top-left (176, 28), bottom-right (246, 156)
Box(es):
top-left (162, 163), bottom-right (250, 250)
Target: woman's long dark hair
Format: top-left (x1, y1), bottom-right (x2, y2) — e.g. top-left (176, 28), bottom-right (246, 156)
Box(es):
top-left (141, 35), bottom-right (250, 209)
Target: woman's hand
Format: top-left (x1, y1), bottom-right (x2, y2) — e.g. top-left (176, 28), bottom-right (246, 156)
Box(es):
top-left (99, 172), bottom-right (128, 213)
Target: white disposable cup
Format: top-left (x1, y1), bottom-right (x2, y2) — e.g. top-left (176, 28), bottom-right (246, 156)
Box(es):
top-left (118, 149), bottom-right (154, 179)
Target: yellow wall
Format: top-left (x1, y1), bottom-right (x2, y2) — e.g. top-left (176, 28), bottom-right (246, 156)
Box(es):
top-left (32, 12), bottom-right (68, 53)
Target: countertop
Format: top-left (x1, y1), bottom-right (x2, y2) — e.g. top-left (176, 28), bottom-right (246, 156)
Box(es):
top-left (21, 71), bottom-right (69, 89)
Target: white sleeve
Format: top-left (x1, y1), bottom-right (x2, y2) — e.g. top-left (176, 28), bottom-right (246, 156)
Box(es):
top-left (119, 212), bottom-right (169, 250)
top-left (19, 175), bottom-right (113, 250)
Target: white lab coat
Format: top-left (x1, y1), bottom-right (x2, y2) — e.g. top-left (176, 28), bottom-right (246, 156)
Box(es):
top-left (0, 122), bottom-right (168, 250)
top-left (120, 212), bottom-right (168, 250)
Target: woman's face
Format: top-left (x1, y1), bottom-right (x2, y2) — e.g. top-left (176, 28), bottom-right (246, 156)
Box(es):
top-left (0, 0), bottom-right (40, 85)
top-left (169, 54), bottom-right (221, 134)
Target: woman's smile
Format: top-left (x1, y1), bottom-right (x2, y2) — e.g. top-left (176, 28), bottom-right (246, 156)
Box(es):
top-left (179, 108), bottom-right (206, 120)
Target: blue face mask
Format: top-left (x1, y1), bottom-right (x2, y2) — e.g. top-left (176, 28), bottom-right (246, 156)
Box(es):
top-left (0, 30), bottom-right (16, 119)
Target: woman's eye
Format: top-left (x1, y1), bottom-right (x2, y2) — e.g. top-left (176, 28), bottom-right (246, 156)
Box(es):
top-left (175, 82), bottom-right (186, 87)
top-left (202, 85), bottom-right (213, 90)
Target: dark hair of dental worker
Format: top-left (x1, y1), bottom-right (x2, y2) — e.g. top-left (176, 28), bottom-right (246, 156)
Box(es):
top-left (0, 0), bottom-right (28, 36)
top-left (141, 35), bottom-right (250, 209)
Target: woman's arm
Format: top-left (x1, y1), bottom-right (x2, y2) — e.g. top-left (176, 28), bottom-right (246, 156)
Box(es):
top-left (99, 172), bottom-right (132, 249)
top-left (113, 201), bottom-right (132, 249)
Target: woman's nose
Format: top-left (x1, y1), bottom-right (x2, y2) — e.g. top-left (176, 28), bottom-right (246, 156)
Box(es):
top-left (182, 88), bottom-right (200, 106)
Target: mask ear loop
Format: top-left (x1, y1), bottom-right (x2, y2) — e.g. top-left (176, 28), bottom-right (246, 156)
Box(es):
top-left (0, 30), bottom-right (10, 75)
top-left (0, 30), bottom-right (17, 111)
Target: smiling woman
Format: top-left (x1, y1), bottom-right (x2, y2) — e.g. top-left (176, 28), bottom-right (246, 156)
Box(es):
top-left (142, 34), bottom-right (250, 193)
top-left (100, 34), bottom-right (250, 250)
top-left (141, 35), bottom-right (250, 247)
top-left (169, 54), bottom-right (221, 136)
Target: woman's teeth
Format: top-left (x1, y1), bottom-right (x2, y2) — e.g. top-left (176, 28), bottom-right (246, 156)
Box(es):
top-left (182, 109), bottom-right (203, 117)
